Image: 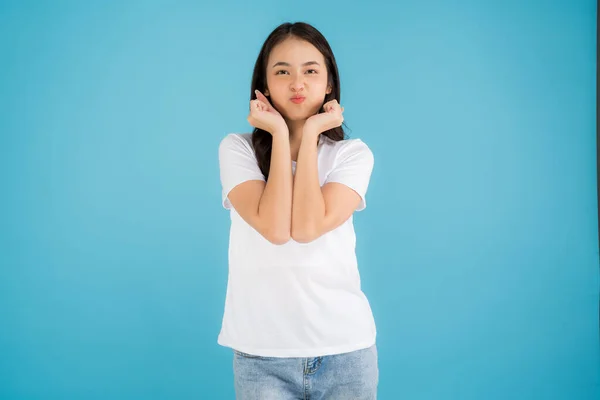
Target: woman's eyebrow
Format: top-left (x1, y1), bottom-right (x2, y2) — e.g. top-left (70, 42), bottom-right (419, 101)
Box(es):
top-left (272, 61), bottom-right (321, 68)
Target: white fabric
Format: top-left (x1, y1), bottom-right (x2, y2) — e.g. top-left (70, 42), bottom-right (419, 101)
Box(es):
top-left (217, 132), bottom-right (377, 357)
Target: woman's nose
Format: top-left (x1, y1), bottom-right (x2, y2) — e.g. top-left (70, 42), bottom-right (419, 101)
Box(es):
top-left (290, 76), bottom-right (304, 91)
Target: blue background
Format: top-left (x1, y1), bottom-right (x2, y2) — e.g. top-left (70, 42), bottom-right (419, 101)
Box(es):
top-left (1, 0), bottom-right (598, 398)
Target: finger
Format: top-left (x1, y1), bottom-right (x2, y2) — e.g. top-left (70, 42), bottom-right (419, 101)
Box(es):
top-left (323, 99), bottom-right (339, 112)
top-left (252, 99), bottom-right (266, 112)
top-left (257, 100), bottom-right (269, 111)
top-left (255, 90), bottom-right (272, 108)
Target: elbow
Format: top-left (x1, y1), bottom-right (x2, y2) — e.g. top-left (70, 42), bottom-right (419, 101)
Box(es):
top-left (291, 228), bottom-right (318, 244)
top-left (265, 229), bottom-right (291, 245)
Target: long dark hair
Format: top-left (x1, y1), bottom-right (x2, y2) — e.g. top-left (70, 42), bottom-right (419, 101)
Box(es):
top-left (250, 22), bottom-right (346, 179)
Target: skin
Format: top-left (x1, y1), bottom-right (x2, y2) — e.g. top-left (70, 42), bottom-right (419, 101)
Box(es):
top-left (230, 37), bottom-right (362, 244)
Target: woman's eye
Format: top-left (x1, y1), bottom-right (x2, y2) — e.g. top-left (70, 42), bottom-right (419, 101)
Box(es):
top-left (306, 69), bottom-right (317, 74)
top-left (275, 70), bottom-right (289, 75)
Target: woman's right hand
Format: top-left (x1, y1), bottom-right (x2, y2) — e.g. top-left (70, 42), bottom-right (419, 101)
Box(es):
top-left (247, 90), bottom-right (288, 136)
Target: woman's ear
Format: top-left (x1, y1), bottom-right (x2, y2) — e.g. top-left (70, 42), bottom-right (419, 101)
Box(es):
top-left (326, 85), bottom-right (332, 94)
top-left (264, 89), bottom-right (270, 96)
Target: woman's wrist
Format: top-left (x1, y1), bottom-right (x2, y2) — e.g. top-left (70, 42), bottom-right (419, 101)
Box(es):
top-left (271, 125), bottom-right (289, 138)
top-left (301, 125), bottom-right (321, 142)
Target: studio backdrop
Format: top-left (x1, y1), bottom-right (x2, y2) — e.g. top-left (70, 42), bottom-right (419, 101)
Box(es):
top-left (0, 1), bottom-right (598, 399)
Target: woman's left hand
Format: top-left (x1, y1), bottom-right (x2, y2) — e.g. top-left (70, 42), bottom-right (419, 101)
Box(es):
top-left (304, 100), bottom-right (344, 136)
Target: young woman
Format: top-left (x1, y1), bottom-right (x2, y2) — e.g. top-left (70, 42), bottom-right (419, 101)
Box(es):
top-left (218, 21), bottom-right (378, 399)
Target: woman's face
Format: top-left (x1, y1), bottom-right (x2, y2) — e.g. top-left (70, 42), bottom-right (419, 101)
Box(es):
top-left (264, 37), bottom-right (331, 122)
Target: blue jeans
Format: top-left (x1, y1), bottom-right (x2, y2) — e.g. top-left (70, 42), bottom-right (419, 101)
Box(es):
top-left (232, 344), bottom-right (378, 399)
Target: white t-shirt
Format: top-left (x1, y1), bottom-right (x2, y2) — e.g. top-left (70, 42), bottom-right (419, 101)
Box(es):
top-left (217, 132), bottom-right (377, 357)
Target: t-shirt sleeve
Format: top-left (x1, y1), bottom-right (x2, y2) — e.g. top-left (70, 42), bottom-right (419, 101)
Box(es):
top-left (218, 133), bottom-right (266, 210)
top-left (323, 139), bottom-right (374, 212)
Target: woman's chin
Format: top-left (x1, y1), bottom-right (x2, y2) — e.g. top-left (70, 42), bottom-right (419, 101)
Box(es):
top-left (283, 111), bottom-right (313, 122)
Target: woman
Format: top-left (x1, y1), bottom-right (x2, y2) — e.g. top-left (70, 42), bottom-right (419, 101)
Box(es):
top-left (218, 21), bottom-right (378, 399)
